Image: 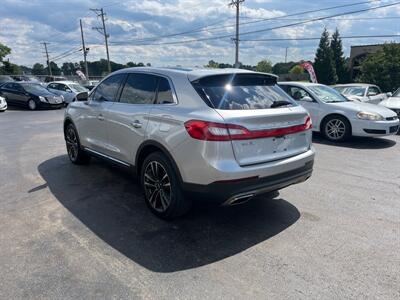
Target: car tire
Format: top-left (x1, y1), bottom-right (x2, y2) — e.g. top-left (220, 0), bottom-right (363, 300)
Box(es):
top-left (141, 152), bottom-right (191, 220)
top-left (64, 123), bottom-right (91, 165)
top-left (28, 99), bottom-right (37, 110)
top-left (322, 115), bottom-right (351, 142)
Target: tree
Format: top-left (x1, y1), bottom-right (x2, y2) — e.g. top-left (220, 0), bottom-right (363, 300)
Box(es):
top-left (331, 28), bottom-right (349, 83)
top-left (0, 43), bottom-right (11, 62)
top-left (255, 59), bottom-right (272, 73)
top-left (314, 29), bottom-right (338, 85)
top-left (272, 62), bottom-right (298, 74)
top-left (32, 63), bottom-right (46, 75)
top-left (359, 43), bottom-right (400, 92)
top-left (289, 65), bottom-right (304, 75)
top-left (1, 61), bottom-right (20, 75)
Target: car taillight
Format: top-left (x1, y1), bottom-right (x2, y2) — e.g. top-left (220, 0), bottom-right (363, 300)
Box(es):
top-left (184, 116), bottom-right (312, 141)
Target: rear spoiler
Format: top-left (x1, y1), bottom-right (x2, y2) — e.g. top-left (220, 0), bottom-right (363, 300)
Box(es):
top-left (190, 73), bottom-right (278, 86)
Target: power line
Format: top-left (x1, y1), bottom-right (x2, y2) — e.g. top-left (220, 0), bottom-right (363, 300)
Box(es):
top-left (111, 0), bottom-right (385, 45)
top-left (106, 1), bottom-right (400, 46)
top-left (240, 34), bottom-right (400, 42)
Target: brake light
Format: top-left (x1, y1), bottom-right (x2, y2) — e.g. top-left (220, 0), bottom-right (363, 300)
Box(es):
top-left (184, 116), bottom-right (312, 141)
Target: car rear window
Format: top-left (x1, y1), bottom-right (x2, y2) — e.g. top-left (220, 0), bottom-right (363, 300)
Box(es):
top-left (191, 74), bottom-right (296, 110)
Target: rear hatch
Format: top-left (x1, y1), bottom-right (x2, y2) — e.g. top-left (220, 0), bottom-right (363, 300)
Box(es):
top-left (191, 73), bottom-right (311, 166)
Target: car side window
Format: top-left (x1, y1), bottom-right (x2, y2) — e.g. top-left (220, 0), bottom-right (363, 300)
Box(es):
top-left (288, 86), bottom-right (313, 101)
top-left (156, 77), bottom-right (174, 104)
top-left (119, 73), bottom-right (157, 104)
top-left (48, 83), bottom-right (56, 89)
top-left (93, 74), bottom-right (125, 102)
top-left (12, 83), bottom-right (24, 92)
top-left (368, 86), bottom-right (380, 96)
top-left (3, 83), bottom-right (13, 90)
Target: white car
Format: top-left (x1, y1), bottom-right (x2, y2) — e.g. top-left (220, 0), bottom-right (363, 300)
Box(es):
top-left (333, 84), bottom-right (388, 104)
top-left (379, 88), bottom-right (400, 118)
top-left (47, 81), bottom-right (89, 104)
top-left (0, 96), bottom-right (7, 112)
top-left (279, 82), bottom-right (399, 142)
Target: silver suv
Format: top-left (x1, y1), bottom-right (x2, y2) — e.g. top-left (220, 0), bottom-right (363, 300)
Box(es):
top-left (64, 68), bottom-right (315, 219)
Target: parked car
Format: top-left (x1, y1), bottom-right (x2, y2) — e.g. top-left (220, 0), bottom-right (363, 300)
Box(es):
top-left (279, 82), bottom-right (399, 142)
top-left (0, 96), bottom-right (7, 112)
top-left (64, 67), bottom-right (315, 219)
top-left (379, 88), bottom-right (400, 118)
top-left (44, 76), bottom-right (67, 83)
top-left (333, 84), bottom-right (388, 104)
top-left (11, 75), bottom-right (41, 83)
top-left (82, 80), bottom-right (100, 91)
top-left (0, 82), bottom-right (64, 110)
top-left (47, 81), bottom-right (89, 104)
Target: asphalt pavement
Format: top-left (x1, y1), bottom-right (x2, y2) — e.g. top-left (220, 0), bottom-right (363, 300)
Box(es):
top-left (0, 107), bottom-right (399, 299)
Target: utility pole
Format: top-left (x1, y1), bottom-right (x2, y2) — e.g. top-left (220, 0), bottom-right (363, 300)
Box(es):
top-left (41, 42), bottom-right (52, 76)
top-left (230, 0), bottom-right (244, 68)
top-left (80, 19), bottom-right (90, 79)
top-left (285, 47), bottom-right (288, 63)
top-left (91, 8), bottom-right (111, 73)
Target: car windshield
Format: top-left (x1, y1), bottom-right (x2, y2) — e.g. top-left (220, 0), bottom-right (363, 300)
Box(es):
top-left (22, 83), bottom-right (50, 94)
top-left (393, 88), bottom-right (400, 97)
top-left (70, 84), bottom-right (88, 92)
top-left (340, 86), bottom-right (366, 97)
top-left (308, 85), bottom-right (348, 103)
top-left (192, 74), bottom-right (296, 110)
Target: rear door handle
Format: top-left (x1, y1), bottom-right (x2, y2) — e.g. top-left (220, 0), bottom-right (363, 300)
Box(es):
top-left (98, 114), bottom-right (105, 121)
top-left (130, 120), bottom-right (142, 128)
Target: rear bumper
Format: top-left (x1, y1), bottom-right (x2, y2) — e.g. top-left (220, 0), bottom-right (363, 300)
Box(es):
top-left (183, 160), bottom-right (313, 205)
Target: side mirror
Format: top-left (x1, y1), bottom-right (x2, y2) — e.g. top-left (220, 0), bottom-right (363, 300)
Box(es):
top-left (66, 89), bottom-right (73, 93)
top-left (76, 92), bottom-right (88, 101)
top-left (386, 92), bottom-right (393, 97)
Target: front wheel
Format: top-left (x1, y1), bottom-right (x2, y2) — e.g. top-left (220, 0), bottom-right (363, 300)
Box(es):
top-left (322, 116), bottom-right (351, 142)
top-left (64, 124), bottom-right (91, 164)
top-left (141, 152), bottom-right (191, 220)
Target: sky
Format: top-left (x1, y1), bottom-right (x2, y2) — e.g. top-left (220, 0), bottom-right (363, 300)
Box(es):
top-left (0, 0), bottom-right (400, 68)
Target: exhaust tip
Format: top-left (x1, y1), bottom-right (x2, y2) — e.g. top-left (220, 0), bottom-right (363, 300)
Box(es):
top-left (225, 193), bottom-right (255, 206)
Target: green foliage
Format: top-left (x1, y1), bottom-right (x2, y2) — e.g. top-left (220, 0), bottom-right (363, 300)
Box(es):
top-left (255, 59), bottom-right (272, 73)
top-left (359, 43), bottom-right (400, 92)
top-left (32, 63), bottom-right (46, 75)
top-left (289, 65), bottom-right (304, 75)
top-left (314, 28), bottom-right (338, 85)
top-left (0, 43), bottom-right (11, 62)
top-left (0, 61), bottom-right (20, 75)
top-left (272, 62), bottom-right (298, 75)
top-left (330, 28), bottom-right (349, 83)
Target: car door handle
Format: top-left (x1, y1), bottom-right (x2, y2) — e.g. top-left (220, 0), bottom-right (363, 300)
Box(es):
top-left (130, 120), bottom-right (142, 128)
top-left (98, 114), bottom-right (105, 121)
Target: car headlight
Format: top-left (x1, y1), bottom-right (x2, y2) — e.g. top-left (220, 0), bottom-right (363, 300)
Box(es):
top-left (357, 111), bottom-right (384, 121)
top-left (39, 96), bottom-right (47, 102)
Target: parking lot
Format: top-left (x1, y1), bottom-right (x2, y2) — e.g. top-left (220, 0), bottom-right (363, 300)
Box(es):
top-left (0, 107), bottom-right (399, 299)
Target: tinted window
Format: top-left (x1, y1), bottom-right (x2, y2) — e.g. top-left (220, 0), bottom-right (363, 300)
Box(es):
top-left (11, 83), bottom-right (24, 92)
top-left (48, 83), bottom-right (57, 89)
top-left (93, 74), bottom-right (125, 102)
top-left (192, 74), bottom-right (295, 110)
top-left (368, 86), bottom-right (380, 96)
top-left (285, 86), bottom-right (313, 101)
top-left (3, 83), bottom-right (14, 90)
top-left (156, 77), bottom-right (174, 104)
top-left (120, 73), bottom-right (157, 104)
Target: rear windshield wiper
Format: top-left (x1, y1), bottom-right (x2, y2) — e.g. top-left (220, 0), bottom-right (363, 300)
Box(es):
top-left (271, 101), bottom-right (292, 108)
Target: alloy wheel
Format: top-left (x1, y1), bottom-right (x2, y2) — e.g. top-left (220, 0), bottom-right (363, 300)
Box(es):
top-left (65, 127), bottom-right (79, 162)
top-left (144, 161), bottom-right (172, 213)
top-left (325, 119), bottom-right (346, 140)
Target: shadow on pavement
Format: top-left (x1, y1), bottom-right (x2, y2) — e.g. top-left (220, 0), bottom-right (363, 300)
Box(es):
top-left (312, 132), bottom-right (397, 149)
top-left (38, 155), bottom-right (300, 273)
